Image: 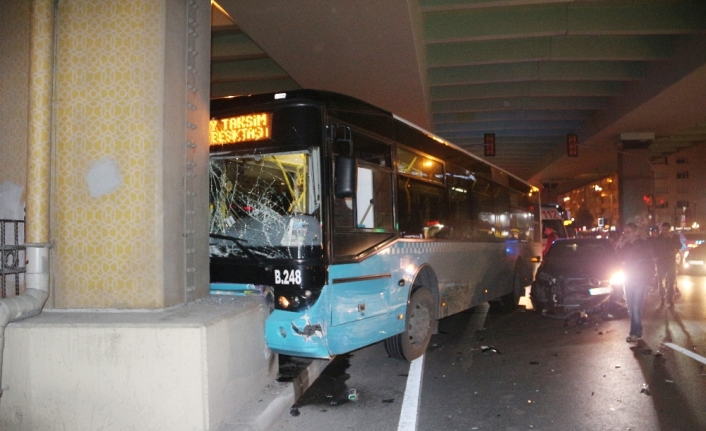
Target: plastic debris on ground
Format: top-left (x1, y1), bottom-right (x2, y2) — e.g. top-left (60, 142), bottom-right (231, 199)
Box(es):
top-left (347, 389), bottom-right (358, 401)
top-left (481, 346), bottom-right (501, 355)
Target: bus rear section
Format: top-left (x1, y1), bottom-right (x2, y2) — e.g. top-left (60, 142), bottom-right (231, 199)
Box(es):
top-left (208, 90), bottom-right (540, 361)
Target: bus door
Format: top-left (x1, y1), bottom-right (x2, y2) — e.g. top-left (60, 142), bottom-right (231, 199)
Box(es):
top-left (328, 133), bottom-right (397, 349)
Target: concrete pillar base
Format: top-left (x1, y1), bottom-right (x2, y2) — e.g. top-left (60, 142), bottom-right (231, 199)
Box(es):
top-left (0, 295), bottom-right (276, 431)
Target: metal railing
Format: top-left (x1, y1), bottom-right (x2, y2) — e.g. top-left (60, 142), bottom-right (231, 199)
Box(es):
top-left (1, 220), bottom-right (25, 298)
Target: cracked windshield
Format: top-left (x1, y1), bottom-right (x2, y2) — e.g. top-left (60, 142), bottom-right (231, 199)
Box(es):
top-left (209, 150), bottom-right (322, 260)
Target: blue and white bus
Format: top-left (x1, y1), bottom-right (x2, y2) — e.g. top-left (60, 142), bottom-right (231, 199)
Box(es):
top-left (209, 90), bottom-right (540, 361)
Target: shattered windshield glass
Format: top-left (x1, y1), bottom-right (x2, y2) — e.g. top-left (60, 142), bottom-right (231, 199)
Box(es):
top-left (209, 150), bottom-right (322, 260)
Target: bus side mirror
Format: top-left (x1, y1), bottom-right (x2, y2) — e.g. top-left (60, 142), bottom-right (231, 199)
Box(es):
top-left (335, 155), bottom-right (356, 198)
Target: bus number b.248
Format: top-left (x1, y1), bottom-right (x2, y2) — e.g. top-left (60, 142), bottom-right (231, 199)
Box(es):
top-left (274, 269), bottom-right (302, 285)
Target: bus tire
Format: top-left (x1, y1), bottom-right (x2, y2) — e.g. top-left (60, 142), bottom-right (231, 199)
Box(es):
top-left (498, 271), bottom-right (523, 312)
top-left (384, 287), bottom-right (434, 362)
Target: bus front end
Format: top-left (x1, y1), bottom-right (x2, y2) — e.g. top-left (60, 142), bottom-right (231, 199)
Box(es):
top-left (209, 98), bottom-right (333, 358)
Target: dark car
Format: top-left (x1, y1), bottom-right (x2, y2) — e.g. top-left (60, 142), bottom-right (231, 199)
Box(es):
top-left (678, 231), bottom-right (706, 269)
top-left (531, 238), bottom-right (625, 315)
top-left (683, 244), bottom-right (706, 275)
top-left (681, 231), bottom-right (706, 249)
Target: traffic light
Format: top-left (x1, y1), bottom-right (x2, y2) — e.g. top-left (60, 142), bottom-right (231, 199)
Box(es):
top-left (567, 134), bottom-right (578, 157)
top-left (484, 133), bottom-right (495, 157)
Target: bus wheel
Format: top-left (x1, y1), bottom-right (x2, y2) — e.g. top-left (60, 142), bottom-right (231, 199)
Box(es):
top-left (499, 272), bottom-right (523, 312)
top-left (384, 287), bottom-right (434, 362)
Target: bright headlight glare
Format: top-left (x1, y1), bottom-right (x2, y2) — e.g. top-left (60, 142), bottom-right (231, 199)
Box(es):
top-left (610, 270), bottom-right (625, 286)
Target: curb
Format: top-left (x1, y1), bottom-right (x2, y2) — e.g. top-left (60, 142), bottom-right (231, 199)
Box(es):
top-left (220, 358), bottom-right (330, 431)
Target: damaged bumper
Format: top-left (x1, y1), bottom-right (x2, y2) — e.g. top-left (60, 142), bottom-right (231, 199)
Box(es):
top-left (265, 309), bottom-right (331, 358)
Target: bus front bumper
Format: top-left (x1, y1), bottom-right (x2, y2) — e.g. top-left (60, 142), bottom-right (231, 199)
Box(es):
top-left (265, 309), bottom-right (331, 358)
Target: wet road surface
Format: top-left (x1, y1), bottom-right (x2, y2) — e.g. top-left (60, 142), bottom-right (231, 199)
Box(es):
top-left (271, 275), bottom-right (706, 431)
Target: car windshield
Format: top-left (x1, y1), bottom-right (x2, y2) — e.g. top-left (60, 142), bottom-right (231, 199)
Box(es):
top-left (683, 232), bottom-right (706, 242)
top-left (209, 150), bottom-right (322, 260)
top-left (546, 240), bottom-right (615, 260)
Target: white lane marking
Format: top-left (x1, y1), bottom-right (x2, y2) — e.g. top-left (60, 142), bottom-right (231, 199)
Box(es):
top-left (397, 354), bottom-right (425, 431)
top-left (664, 342), bottom-right (706, 365)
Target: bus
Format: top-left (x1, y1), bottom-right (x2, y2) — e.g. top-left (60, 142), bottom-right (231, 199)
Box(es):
top-left (208, 90), bottom-right (540, 361)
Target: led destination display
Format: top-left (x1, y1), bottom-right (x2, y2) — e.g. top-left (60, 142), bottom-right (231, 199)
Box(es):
top-left (210, 113), bottom-right (272, 145)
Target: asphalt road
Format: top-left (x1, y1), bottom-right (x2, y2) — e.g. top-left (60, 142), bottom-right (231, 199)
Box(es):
top-left (271, 275), bottom-right (706, 431)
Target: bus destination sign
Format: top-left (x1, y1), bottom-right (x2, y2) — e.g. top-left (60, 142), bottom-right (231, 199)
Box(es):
top-left (210, 113), bottom-right (272, 145)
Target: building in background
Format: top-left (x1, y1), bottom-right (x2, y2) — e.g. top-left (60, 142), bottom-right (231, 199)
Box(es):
top-left (559, 175), bottom-right (619, 233)
top-left (557, 142), bottom-right (706, 233)
top-left (652, 142), bottom-right (706, 230)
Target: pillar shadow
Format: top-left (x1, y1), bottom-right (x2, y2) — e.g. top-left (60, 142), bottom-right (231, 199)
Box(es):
top-left (629, 341), bottom-right (702, 431)
top-left (628, 299), bottom-right (703, 431)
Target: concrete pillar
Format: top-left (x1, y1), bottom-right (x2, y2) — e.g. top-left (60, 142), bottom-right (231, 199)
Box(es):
top-left (618, 148), bottom-right (653, 231)
top-left (50, 0), bottom-right (211, 308)
top-left (0, 1), bottom-right (30, 196)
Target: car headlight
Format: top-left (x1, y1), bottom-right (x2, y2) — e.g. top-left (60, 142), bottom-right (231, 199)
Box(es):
top-left (609, 270), bottom-right (625, 286)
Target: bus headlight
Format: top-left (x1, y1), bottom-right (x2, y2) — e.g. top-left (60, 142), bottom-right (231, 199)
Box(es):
top-left (609, 270), bottom-right (625, 286)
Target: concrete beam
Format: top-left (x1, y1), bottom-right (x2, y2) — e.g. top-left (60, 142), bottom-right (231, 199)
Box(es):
top-left (427, 35), bottom-right (672, 66)
top-left (433, 96), bottom-right (607, 113)
top-left (431, 80), bottom-right (624, 100)
top-left (429, 61), bottom-right (645, 86)
top-left (424, 2), bottom-right (706, 42)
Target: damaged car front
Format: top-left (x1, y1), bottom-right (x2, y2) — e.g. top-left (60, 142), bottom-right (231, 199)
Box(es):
top-left (530, 238), bottom-right (626, 316)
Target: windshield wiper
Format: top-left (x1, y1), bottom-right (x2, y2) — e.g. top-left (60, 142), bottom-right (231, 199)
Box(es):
top-left (209, 233), bottom-right (269, 268)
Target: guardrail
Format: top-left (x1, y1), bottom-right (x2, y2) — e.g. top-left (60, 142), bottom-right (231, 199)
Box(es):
top-left (1, 219), bottom-right (25, 298)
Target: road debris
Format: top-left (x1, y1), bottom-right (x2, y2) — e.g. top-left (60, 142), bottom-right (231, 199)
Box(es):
top-left (348, 388), bottom-right (358, 401)
top-left (481, 346), bottom-right (501, 355)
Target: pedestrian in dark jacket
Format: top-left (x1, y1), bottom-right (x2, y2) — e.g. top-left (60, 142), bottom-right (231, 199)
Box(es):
top-left (654, 222), bottom-right (682, 307)
top-left (616, 223), bottom-right (655, 343)
top-left (645, 225), bottom-right (660, 292)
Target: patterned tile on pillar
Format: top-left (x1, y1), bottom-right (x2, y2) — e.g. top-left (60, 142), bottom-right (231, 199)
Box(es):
top-left (52, 0), bottom-right (168, 308)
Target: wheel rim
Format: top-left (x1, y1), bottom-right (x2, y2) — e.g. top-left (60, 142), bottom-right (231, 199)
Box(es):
top-left (407, 300), bottom-right (431, 346)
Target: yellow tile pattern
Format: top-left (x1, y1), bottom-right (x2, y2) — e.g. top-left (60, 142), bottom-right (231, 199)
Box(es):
top-left (52, 0), bottom-right (167, 308)
top-left (26, 0), bottom-right (54, 244)
top-left (0, 0), bottom-right (30, 199)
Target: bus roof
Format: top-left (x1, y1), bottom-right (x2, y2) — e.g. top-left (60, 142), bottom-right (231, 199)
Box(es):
top-left (391, 113), bottom-right (533, 190)
top-left (211, 89), bottom-right (535, 190)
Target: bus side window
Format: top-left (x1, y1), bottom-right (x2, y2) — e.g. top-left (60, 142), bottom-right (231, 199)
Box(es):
top-left (398, 177), bottom-right (446, 238)
top-left (357, 167), bottom-right (374, 227)
top-left (356, 166), bottom-right (393, 230)
top-left (332, 136), bottom-right (395, 260)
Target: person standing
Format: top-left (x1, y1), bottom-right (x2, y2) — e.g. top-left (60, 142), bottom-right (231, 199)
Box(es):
top-left (654, 222), bottom-right (682, 307)
top-left (616, 223), bottom-right (655, 343)
top-left (646, 225), bottom-right (660, 293)
top-left (542, 225), bottom-right (558, 256)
